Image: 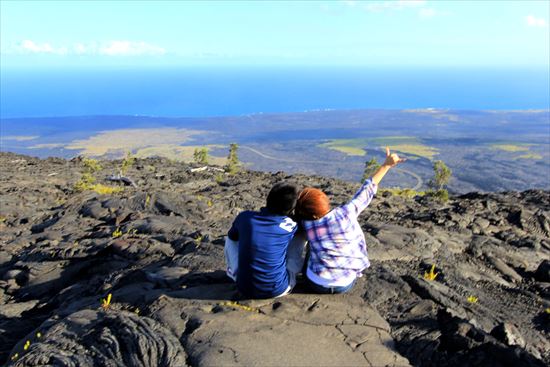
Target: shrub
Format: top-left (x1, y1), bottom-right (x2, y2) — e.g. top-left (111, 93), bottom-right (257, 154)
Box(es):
top-left (429, 160), bottom-right (452, 190)
top-left (193, 147), bottom-right (209, 165)
top-left (426, 188), bottom-right (449, 203)
top-left (75, 157), bottom-right (122, 194)
top-left (120, 151), bottom-right (135, 175)
top-left (226, 143), bottom-right (240, 174)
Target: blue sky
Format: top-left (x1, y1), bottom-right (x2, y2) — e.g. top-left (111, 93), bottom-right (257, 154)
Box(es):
top-left (1, 0), bottom-right (548, 68)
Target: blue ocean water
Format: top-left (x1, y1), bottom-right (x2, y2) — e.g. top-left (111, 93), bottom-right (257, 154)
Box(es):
top-left (1, 66), bottom-right (548, 118)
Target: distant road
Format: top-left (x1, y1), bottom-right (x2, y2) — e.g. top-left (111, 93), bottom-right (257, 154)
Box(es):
top-left (241, 145), bottom-right (423, 190)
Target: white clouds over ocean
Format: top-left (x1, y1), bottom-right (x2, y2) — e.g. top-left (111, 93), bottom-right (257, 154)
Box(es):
top-left (525, 15), bottom-right (547, 28)
top-left (11, 40), bottom-right (166, 56)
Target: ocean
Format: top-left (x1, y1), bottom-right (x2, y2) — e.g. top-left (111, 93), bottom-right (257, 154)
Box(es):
top-left (1, 66), bottom-right (548, 119)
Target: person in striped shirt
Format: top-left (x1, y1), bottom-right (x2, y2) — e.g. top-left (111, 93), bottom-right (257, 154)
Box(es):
top-left (295, 147), bottom-right (406, 294)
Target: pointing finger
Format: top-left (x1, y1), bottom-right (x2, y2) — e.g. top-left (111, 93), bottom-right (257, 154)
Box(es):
top-left (386, 146), bottom-right (390, 157)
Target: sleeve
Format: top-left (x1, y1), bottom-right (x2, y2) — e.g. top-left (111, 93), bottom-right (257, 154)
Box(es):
top-left (342, 179), bottom-right (378, 218)
top-left (227, 213), bottom-right (241, 241)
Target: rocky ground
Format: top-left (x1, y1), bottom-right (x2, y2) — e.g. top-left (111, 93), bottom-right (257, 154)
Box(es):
top-left (0, 151), bottom-right (549, 367)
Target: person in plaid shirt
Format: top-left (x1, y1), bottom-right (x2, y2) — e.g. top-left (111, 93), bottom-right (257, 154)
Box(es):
top-left (295, 147), bottom-right (406, 294)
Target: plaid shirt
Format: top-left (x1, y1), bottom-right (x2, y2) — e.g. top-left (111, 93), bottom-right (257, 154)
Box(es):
top-left (303, 179), bottom-right (378, 286)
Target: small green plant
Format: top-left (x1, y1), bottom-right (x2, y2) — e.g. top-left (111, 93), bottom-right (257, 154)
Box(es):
top-left (424, 264), bottom-right (439, 281)
top-left (426, 188), bottom-right (449, 203)
top-left (74, 157), bottom-right (102, 191)
top-left (120, 151), bottom-right (135, 175)
top-left (426, 160), bottom-right (452, 202)
top-left (467, 295), bottom-right (478, 304)
top-left (101, 293), bottom-right (112, 310)
top-left (23, 340), bottom-right (31, 351)
top-left (380, 188), bottom-right (425, 199)
top-left (127, 228), bottom-right (138, 235)
top-left (545, 307), bottom-right (550, 314)
top-left (363, 157), bottom-right (381, 181)
top-left (91, 184), bottom-right (123, 195)
top-left (112, 227), bottom-right (123, 238)
top-left (193, 147), bottom-right (209, 165)
top-left (215, 173), bottom-right (225, 184)
top-left (83, 157), bottom-right (102, 172)
top-left (226, 143), bottom-right (240, 174)
top-left (428, 160), bottom-right (452, 190)
top-left (75, 157), bottom-right (122, 194)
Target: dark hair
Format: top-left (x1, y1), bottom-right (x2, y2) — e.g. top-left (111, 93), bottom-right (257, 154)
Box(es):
top-left (266, 182), bottom-right (298, 216)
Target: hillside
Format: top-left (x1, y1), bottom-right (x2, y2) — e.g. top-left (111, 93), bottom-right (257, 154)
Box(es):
top-left (0, 152), bottom-right (549, 366)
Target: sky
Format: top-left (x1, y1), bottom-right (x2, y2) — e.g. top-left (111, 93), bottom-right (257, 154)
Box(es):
top-left (0, 0), bottom-right (549, 68)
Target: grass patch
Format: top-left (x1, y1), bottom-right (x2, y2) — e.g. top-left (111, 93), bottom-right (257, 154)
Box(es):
top-left (75, 181), bottom-right (123, 195)
top-left (380, 188), bottom-right (425, 199)
top-left (319, 136), bottom-right (438, 159)
top-left (490, 144), bottom-right (531, 152)
top-left (389, 144), bottom-right (438, 159)
top-left (319, 139), bottom-right (367, 156)
top-left (515, 153), bottom-right (543, 160)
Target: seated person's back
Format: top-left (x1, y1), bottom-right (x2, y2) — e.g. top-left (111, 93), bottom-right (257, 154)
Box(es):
top-left (226, 182), bottom-right (300, 299)
top-left (229, 209), bottom-right (297, 298)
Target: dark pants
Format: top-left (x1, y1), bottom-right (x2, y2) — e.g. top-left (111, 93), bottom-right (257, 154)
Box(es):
top-left (305, 276), bottom-right (356, 294)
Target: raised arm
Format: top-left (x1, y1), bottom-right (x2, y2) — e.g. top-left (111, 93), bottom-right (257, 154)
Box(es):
top-left (371, 147), bottom-right (406, 185)
top-left (343, 147), bottom-right (406, 217)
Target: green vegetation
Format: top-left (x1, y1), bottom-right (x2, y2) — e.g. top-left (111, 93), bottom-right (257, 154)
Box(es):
top-left (75, 158), bottom-right (122, 195)
top-left (379, 188), bottom-right (426, 199)
top-left (120, 151), bottom-right (135, 175)
top-left (101, 293), bottom-right (112, 310)
top-left (193, 147), bottom-right (209, 164)
top-left (112, 227), bottom-right (123, 238)
top-left (319, 136), bottom-right (438, 159)
top-left (215, 173), bottom-right (225, 184)
top-left (362, 158), bottom-right (381, 181)
top-left (318, 139), bottom-right (366, 156)
top-left (134, 145), bottom-right (226, 165)
top-left (515, 153), bottom-right (543, 160)
top-left (426, 188), bottom-right (449, 203)
top-left (490, 144), bottom-right (531, 152)
top-left (423, 264), bottom-right (439, 281)
top-left (429, 160), bottom-right (452, 190)
top-left (226, 143), bottom-right (240, 174)
top-left (426, 160), bottom-right (452, 202)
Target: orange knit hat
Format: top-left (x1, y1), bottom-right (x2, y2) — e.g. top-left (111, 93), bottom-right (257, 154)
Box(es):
top-left (296, 188), bottom-right (330, 220)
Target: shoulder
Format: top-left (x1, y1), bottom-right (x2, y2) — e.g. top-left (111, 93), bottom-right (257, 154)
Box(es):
top-left (233, 210), bottom-right (256, 223)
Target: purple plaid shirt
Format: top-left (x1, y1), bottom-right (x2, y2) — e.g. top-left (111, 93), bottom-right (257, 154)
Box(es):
top-left (303, 179), bottom-right (378, 286)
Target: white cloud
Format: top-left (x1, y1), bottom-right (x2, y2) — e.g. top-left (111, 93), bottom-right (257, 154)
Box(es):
top-left (73, 43), bottom-right (89, 55)
top-left (419, 8), bottom-right (437, 18)
top-left (365, 0), bottom-right (427, 12)
top-left (20, 40), bottom-right (67, 55)
top-left (525, 15), bottom-right (547, 28)
top-left (342, 0), bottom-right (357, 7)
top-left (99, 41), bottom-right (166, 56)
top-left (11, 40), bottom-right (166, 56)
